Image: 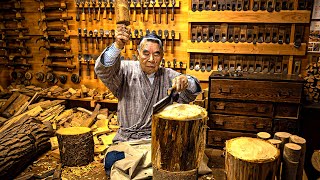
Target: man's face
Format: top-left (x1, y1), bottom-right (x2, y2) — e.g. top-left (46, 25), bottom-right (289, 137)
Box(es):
top-left (138, 40), bottom-right (163, 75)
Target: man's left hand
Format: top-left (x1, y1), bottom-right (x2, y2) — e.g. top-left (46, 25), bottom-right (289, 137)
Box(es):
top-left (172, 75), bottom-right (189, 92)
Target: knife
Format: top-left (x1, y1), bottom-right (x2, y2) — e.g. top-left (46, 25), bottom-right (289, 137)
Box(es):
top-left (153, 87), bottom-right (179, 113)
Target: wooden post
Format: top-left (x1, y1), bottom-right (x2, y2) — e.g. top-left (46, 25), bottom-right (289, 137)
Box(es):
top-left (152, 104), bottom-right (207, 180)
top-left (56, 127), bottom-right (94, 166)
top-left (268, 139), bottom-right (282, 149)
top-left (289, 135), bottom-right (306, 180)
top-left (225, 137), bottom-right (280, 180)
top-left (274, 132), bottom-right (292, 179)
top-left (281, 143), bottom-right (301, 180)
top-left (257, 132), bottom-right (271, 140)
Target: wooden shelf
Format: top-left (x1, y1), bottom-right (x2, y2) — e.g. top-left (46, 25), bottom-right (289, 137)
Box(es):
top-left (186, 41), bottom-right (307, 56)
top-left (44, 95), bottom-right (118, 103)
top-left (188, 10), bottom-right (311, 23)
top-left (78, 1), bottom-right (180, 8)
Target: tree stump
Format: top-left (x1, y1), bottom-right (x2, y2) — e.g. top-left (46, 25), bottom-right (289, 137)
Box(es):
top-left (257, 132), bottom-right (271, 140)
top-left (281, 143), bottom-right (301, 180)
top-left (56, 127), bottom-right (94, 167)
top-left (152, 104), bottom-right (207, 180)
top-left (225, 137), bottom-right (280, 180)
top-left (289, 135), bottom-right (306, 180)
top-left (0, 115), bottom-right (53, 179)
top-left (268, 139), bottom-right (282, 149)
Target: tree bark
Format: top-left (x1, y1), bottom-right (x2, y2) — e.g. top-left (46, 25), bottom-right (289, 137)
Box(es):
top-left (151, 104), bottom-right (207, 180)
top-left (225, 137), bottom-right (280, 180)
top-left (0, 115), bottom-right (53, 179)
top-left (56, 127), bottom-right (94, 167)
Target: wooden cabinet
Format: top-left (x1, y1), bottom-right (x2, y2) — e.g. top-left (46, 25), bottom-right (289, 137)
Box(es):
top-left (207, 72), bottom-right (304, 148)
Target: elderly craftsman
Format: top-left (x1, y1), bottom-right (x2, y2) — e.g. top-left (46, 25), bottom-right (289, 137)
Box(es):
top-left (94, 24), bottom-right (201, 143)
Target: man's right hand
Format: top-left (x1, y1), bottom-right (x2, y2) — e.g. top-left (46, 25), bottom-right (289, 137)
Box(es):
top-left (115, 24), bottom-right (130, 49)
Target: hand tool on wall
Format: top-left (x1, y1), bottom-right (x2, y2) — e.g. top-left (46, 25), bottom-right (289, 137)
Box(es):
top-left (152, 30), bottom-right (156, 34)
top-left (271, 25), bottom-right (278, 43)
top-left (161, 58), bottom-right (165, 67)
top-left (202, 25), bottom-right (209, 42)
top-left (78, 28), bottom-right (82, 52)
top-left (81, 0), bottom-right (86, 21)
top-left (218, 0), bottom-right (226, 11)
top-left (134, 29), bottom-right (139, 50)
top-left (261, 56), bottom-right (269, 73)
top-left (206, 55), bottom-right (212, 72)
top-left (164, 30), bottom-right (168, 53)
top-left (205, 0), bottom-right (212, 10)
top-left (103, 0), bottom-right (108, 19)
top-left (179, 61), bottom-right (183, 73)
top-left (275, 0), bottom-right (281, 11)
top-left (212, 0), bottom-right (217, 10)
top-left (0, 46), bottom-right (29, 55)
top-left (209, 25), bottom-right (215, 42)
top-left (44, 55), bottom-right (74, 63)
top-left (196, 26), bottom-right (202, 42)
top-left (173, 58), bottom-right (177, 69)
top-left (36, 36), bottom-right (70, 44)
top-left (91, 55), bottom-right (98, 79)
top-left (171, 30), bottom-right (175, 54)
top-left (236, 0), bottom-right (242, 10)
top-left (253, 25), bottom-right (259, 44)
top-left (171, 0), bottom-right (175, 21)
top-left (128, 0), bottom-right (132, 16)
top-left (167, 60), bottom-right (171, 68)
top-left (199, 0), bottom-right (205, 11)
top-left (39, 45), bottom-right (71, 51)
top-left (139, 0), bottom-right (144, 22)
top-left (214, 25), bottom-right (221, 42)
top-left (158, 0), bottom-right (163, 23)
top-left (111, 29), bottom-right (115, 43)
top-left (252, 0), bottom-right (260, 11)
top-left (246, 25), bottom-right (253, 43)
top-left (200, 55), bottom-right (206, 72)
top-left (285, 26), bottom-right (290, 44)
top-left (288, 0), bottom-right (294, 10)
top-left (265, 26), bottom-right (271, 43)
top-left (92, 0), bottom-right (96, 20)
top-left (76, 0), bottom-right (81, 21)
top-left (151, 0), bottom-right (156, 23)
top-left (275, 56), bottom-right (282, 73)
top-left (38, 17), bottom-right (73, 27)
top-left (38, 5), bottom-right (67, 12)
top-left (260, 0), bottom-right (266, 10)
top-left (100, 29), bottom-right (104, 48)
top-left (281, 0), bottom-right (288, 10)
top-left (164, 0), bottom-right (169, 24)
top-left (298, 0), bottom-right (305, 10)
top-left (243, 0), bottom-right (249, 10)
top-left (89, 30), bottom-right (94, 49)
top-left (293, 59), bottom-right (301, 75)
top-left (47, 64), bottom-right (76, 71)
top-left (84, 54), bottom-right (91, 77)
top-left (105, 30), bottom-right (110, 46)
top-left (87, 0), bottom-right (92, 22)
top-left (130, 32), bottom-right (134, 50)
top-left (140, 29), bottom-right (144, 38)
top-left (109, 0), bottom-right (114, 20)
top-left (84, 28), bottom-right (88, 51)
top-left (278, 26), bottom-right (285, 44)
top-left (226, 0), bottom-right (231, 10)
top-left (97, 0), bottom-right (102, 21)
top-left (267, 0), bottom-right (274, 12)
top-left (158, 29), bottom-right (162, 39)
top-left (94, 29), bottom-right (99, 50)
top-left (189, 54), bottom-right (195, 70)
top-left (294, 26), bottom-right (303, 48)
top-left (194, 54), bottom-right (201, 71)
top-left (228, 25), bottom-right (234, 43)
top-left (133, 0), bottom-right (138, 22)
top-left (145, 0), bottom-right (150, 22)
top-left (229, 55), bottom-right (236, 72)
top-left (78, 55), bottom-right (82, 77)
top-left (257, 25), bottom-right (265, 43)
top-left (191, 25), bottom-right (197, 42)
top-left (146, 29), bottom-right (150, 36)
top-left (192, 0), bottom-right (199, 11)
top-left (231, 0), bottom-right (237, 11)
top-left (221, 23), bottom-right (228, 43)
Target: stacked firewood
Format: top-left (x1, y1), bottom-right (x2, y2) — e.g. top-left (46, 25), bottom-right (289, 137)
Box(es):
top-left (256, 132), bottom-right (306, 180)
top-left (304, 59), bottom-right (320, 102)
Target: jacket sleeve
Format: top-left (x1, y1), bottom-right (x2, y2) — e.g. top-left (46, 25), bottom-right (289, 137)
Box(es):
top-left (94, 46), bottom-right (123, 98)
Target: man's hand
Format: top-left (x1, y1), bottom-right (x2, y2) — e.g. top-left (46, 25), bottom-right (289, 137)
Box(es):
top-left (115, 24), bottom-right (130, 49)
top-left (172, 75), bottom-right (189, 92)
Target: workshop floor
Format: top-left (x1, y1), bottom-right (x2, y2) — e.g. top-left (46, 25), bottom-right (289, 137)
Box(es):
top-left (16, 148), bottom-right (226, 180)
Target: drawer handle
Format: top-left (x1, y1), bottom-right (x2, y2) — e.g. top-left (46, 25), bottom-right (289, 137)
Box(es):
top-left (213, 137), bottom-right (223, 142)
top-left (255, 123), bottom-right (265, 129)
top-left (215, 104), bottom-right (225, 110)
top-left (218, 87), bottom-right (233, 94)
top-left (256, 107), bottom-right (266, 113)
top-left (278, 90), bottom-right (293, 97)
top-left (214, 120), bottom-right (225, 126)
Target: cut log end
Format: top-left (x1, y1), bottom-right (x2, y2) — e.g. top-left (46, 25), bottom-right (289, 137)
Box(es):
top-left (226, 137), bottom-right (279, 163)
top-left (56, 126), bottom-right (91, 135)
top-left (267, 139), bottom-right (282, 148)
top-left (289, 135), bottom-right (306, 145)
top-left (257, 132), bottom-right (271, 140)
top-left (274, 132), bottom-right (292, 139)
top-left (154, 103), bottom-right (207, 121)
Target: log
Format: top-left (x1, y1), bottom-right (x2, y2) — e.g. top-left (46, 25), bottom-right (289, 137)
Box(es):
top-left (152, 104), bottom-right (207, 180)
top-left (281, 143), bottom-right (301, 180)
top-left (289, 135), bottom-right (306, 180)
top-left (225, 137), bottom-right (280, 180)
top-left (56, 127), bottom-right (94, 166)
top-left (274, 132), bottom-right (292, 179)
top-left (311, 150), bottom-right (320, 173)
top-left (81, 103), bottom-right (101, 127)
top-left (268, 139), bottom-right (282, 149)
top-left (257, 132), bottom-right (271, 140)
top-left (0, 115), bottom-right (53, 179)
top-left (0, 92), bottom-right (20, 114)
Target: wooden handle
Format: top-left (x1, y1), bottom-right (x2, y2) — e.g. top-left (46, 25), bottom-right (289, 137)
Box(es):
top-left (145, 9), bottom-right (149, 22)
top-left (130, 39), bottom-right (133, 50)
top-left (140, 12), bottom-right (143, 22)
top-left (133, 9), bottom-right (136, 22)
top-left (164, 39), bottom-right (167, 52)
top-left (158, 8), bottom-right (161, 24)
top-left (109, 11), bottom-right (112, 20)
top-left (165, 12), bottom-right (168, 24)
top-left (82, 12), bottom-right (86, 21)
top-left (103, 8), bottom-right (107, 19)
top-left (153, 10), bottom-right (156, 24)
top-left (97, 7), bottom-right (101, 21)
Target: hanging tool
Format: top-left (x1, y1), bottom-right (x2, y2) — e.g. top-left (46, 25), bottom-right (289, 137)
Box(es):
top-left (38, 16), bottom-right (73, 27)
top-left (103, 0), bottom-right (108, 19)
top-left (38, 5), bottom-right (67, 12)
top-left (130, 32), bottom-right (134, 50)
top-left (105, 30), bottom-right (110, 46)
top-left (133, 0), bottom-right (138, 22)
top-left (109, 0), bottom-right (114, 20)
top-left (146, 29), bottom-right (150, 36)
top-left (78, 28), bottom-right (82, 52)
top-left (164, 0), bottom-right (169, 24)
top-left (111, 29), bottom-right (116, 43)
top-left (145, 0), bottom-right (150, 22)
top-left (84, 28), bottom-right (88, 51)
top-left (171, 0), bottom-right (175, 21)
top-left (179, 61), bottom-right (183, 73)
top-left (173, 58), bottom-right (176, 69)
top-left (100, 29), bottom-right (104, 48)
top-left (35, 36), bottom-right (70, 44)
top-left (76, 0), bottom-right (81, 21)
top-left (84, 54), bottom-right (91, 77)
top-left (78, 55), bottom-right (82, 77)
top-left (94, 29), bottom-right (99, 50)
top-left (139, 29), bottom-right (144, 38)
top-left (161, 58), bottom-right (165, 67)
top-left (92, 0), bottom-right (96, 20)
top-left (47, 64), bottom-right (76, 71)
top-left (128, 0), bottom-right (132, 16)
top-left (158, 0), bottom-right (163, 24)
top-left (134, 29), bottom-right (139, 50)
top-left (158, 29), bottom-right (162, 39)
top-left (139, 0), bottom-right (144, 22)
top-left (151, 0), bottom-right (156, 24)
top-left (89, 30), bottom-right (94, 49)
top-left (97, 0), bottom-right (102, 21)
top-left (44, 55), bottom-right (74, 63)
top-left (87, 0), bottom-right (92, 22)
top-left (164, 30), bottom-right (168, 53)
top-left (81, 0), bottom-right (86, 21)
top-left (171, 30), bottom-right (175, 54)
top-left (39, 45), bottom-right (71, 51)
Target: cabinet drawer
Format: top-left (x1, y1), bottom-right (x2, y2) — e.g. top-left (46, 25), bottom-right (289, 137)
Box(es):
top-left (273, 118), bottom-right (299, 134)
top-left (209, 79), bottom-right (303, 103)
top-left (207, 130), bottom-right (255, 147)
top-left (208, 114), bottom-right (272, 132)
top-left (275, 103), bottom-right (300, 119)
top-left (209, 101), bottom-right (273, 117)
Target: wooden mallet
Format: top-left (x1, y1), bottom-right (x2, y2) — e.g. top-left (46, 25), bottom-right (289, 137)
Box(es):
top-left (115, 0), bottom-right (130, 26)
